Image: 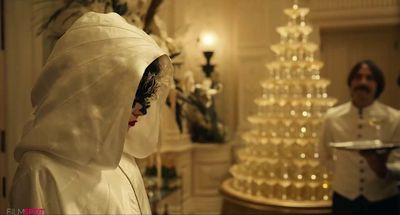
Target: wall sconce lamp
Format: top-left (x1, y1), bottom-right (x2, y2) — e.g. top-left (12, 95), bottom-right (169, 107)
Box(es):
top-left (199, 31), bottom-right (217, 77)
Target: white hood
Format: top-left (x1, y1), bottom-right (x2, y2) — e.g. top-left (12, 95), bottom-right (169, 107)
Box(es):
top-left (14, 12), bottom-right (172, 169)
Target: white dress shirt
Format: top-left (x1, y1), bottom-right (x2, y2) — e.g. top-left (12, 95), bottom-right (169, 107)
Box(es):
top-left (319, 101), bottom-right (400, 201)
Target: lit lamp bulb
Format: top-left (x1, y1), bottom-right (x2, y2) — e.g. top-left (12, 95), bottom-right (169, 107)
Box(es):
top-left (199, 31), bottom-right (218, 77)
top-left (199, 31), bottom-right (217, 51)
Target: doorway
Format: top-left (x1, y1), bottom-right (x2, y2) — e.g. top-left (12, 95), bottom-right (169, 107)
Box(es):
top-left (320, 25), bottom-right (400, 108)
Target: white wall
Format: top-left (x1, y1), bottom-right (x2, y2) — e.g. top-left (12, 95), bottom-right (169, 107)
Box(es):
top-left (4, 0), bottom-right (44, 195)
top-left (157, 0), bottom-right (240, 140)
top-left (159, 0), bottom-right (296, 135)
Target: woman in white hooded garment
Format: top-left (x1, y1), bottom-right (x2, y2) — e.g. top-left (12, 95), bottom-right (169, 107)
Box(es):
top-left (10, 12), bottom-right (173, 214)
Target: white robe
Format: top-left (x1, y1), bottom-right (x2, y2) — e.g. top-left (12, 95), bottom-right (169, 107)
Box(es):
top-left (11, 152), bottom-right (151, 214)
top-left (10, 12), bottom-right (173, 214)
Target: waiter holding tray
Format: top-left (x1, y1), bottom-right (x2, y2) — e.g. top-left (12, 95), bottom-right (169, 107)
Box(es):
top-left (319, 60), bottom-right (400, 215)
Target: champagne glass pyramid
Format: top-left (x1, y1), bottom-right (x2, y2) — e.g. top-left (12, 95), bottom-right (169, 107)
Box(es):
top-left (227, 1), bottom-right (337, 207)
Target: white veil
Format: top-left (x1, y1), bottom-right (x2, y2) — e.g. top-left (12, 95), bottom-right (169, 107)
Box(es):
top-left (124, 55), bottom-right (172, 159)
top-left (14, 12), bottom-right (173, 169)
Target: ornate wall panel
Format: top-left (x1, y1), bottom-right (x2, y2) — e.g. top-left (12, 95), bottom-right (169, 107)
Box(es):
top-left (235, 0), bottom-right (293, 131)
top-left (4, 0), bottom-right (44, 193)
top-left (162, 0), bottom-right (238, 136)
top-left (189, 144), bottom-right (231, 214)
top-left (235, 0), bottom-right (267, 50)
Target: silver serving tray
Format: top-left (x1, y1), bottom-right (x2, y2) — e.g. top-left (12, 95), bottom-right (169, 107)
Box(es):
top-left (329, 140), bottom-right (399, 151)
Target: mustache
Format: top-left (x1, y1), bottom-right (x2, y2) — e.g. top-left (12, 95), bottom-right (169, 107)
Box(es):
top-left (353, 85), bottom-right (371, 93)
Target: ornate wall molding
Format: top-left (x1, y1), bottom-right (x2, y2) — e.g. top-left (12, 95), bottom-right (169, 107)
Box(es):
top-left (309, 0), bottom-right (400, 28)
top-left (310, 0), bottom-right (399, 10)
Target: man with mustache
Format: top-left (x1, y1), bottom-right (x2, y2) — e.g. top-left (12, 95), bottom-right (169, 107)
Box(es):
top-left (319, 60), bottom-right (400, 215)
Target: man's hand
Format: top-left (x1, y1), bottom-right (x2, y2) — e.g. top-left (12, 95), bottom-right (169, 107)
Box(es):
top-left (359, 149), bottom-right (390, 178)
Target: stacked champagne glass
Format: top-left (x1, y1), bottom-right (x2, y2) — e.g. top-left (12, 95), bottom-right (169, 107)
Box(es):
top-left (228, 2), bottom-right (337, 207)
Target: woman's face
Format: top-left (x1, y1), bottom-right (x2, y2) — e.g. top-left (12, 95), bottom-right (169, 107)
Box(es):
top-left (128, 57), bottom-right (163, 129)
top-left (128, 102), bottom-right (145, 128)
